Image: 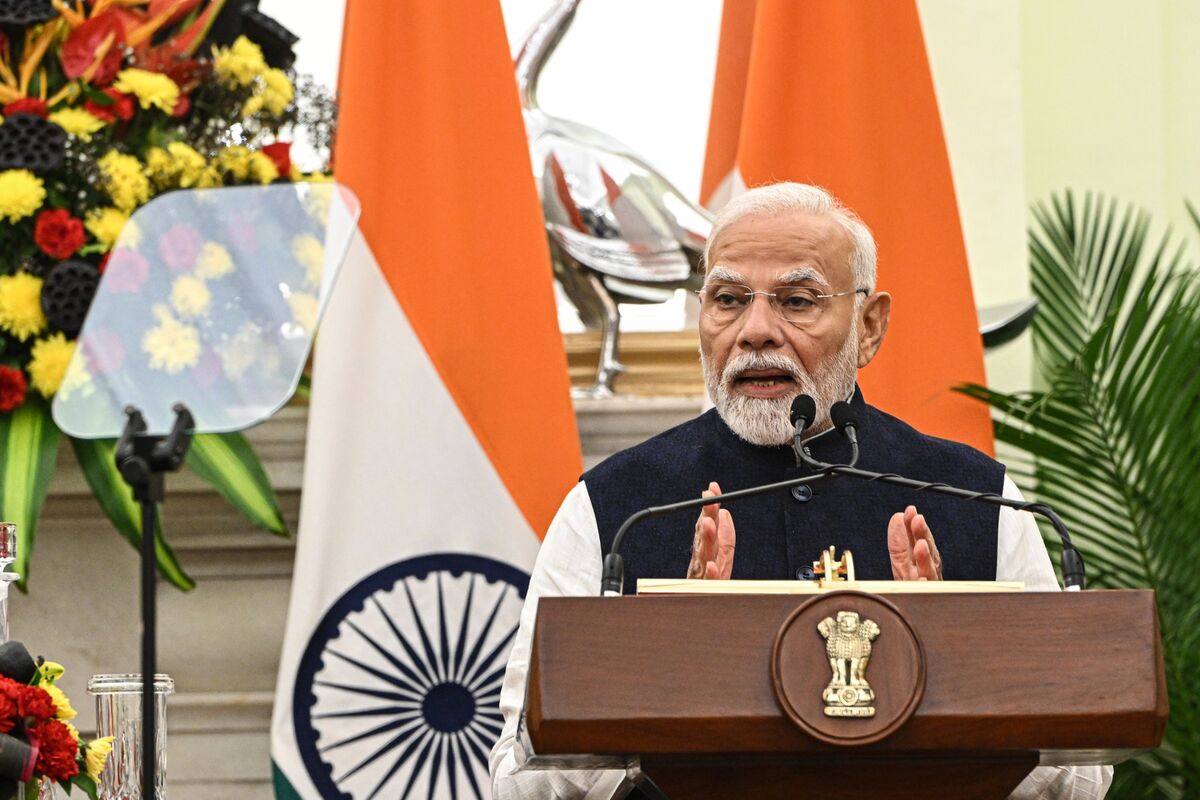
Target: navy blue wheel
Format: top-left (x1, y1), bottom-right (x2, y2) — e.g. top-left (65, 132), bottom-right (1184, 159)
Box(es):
top-left (294, 553), bottom-right (530, 799)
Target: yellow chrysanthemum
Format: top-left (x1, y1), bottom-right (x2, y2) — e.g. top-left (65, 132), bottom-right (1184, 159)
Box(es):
top-left (66, 722), bottom-right (80, 742)
top-left (144, 142), bottom-right (207, 189)
top-left (28, 333), bottom-right (75, 397)
top-left (48, 107), bottom-right (106, 141)
top-left (98, 150), bottom-right (151, 212)
top-left (215, 145), bottom-right (250, 181)
top-left (143, 146), bottom-right (173, 187)
top-left (0, 272), bottom-right (47, 341)
top-left (213, 36), bottom-right (266, 87)
top-left (85, 207), bottom-right (137, 250)
top-left (247, 151), bottom-right (278, 185)
top-left (241, 94), bottom-right (264, 117)
top-left (287, 292), bottom-right (318, 333)
top-left (196, 242), bottom-right (233, 279)
top-left (0, 169), bottom-right (45, 222)
top-left (170, 275), bottom-right (210, 317)
top-left (142, 306), bottom-right (200, 374)
top-left (42, 683), bottom-right (77, 721)
top-left (291, 234), bottom-right (324, 286)
top-left (196, 165), bottom-right (223, 189)
top-left (261, 68), bottom-right (294, 116)
top-left (168, 142), bottom-right (207, 187)
top-left (85, 736), bottom-right (114, 781)
top-left (113, 68), bottom-right (180, 114)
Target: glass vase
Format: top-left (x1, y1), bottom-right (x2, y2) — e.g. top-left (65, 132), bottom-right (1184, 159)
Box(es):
top-left (0, 522), bottom-right (17, 645)
top-left (87, 674), bottom-right (174, 800)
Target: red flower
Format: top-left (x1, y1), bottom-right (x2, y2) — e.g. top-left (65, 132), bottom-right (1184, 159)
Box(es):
top-left (29, 720), bottom-right (79, 783)
top-left (0, 366), bottom-right (27, 413)
top-left (104, 247), bottom-right (150, 293)
top-left (17, 685), bottom-right (53, 723)
top-left (170, 93), bottom-right (190, 118)
top-left (261, 142), bottom-right (291, 178)
top-left (3, 98), bottom-right (47, 119)
top-left (84, 88), bottom-right (135, 123)
top-left (61, 11), bottom-right (126, 85)
top-left (33, 209), bottom-right (86, 260)
top-left (159, 223), bottom-right (201, 272)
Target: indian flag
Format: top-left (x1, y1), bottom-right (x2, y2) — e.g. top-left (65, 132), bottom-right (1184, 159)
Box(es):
top-left (701, 0), bottom-right (993, 453)
top-left (269, 0), bottom-right (581, 797)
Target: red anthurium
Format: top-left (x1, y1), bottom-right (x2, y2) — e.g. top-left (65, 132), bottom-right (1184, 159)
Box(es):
top-left (61, 11), bottom-right (127, 84)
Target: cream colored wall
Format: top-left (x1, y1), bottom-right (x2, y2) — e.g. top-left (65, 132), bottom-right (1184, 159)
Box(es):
top-left (919, 0), bottom-right (1200, 394)
top-left (1021, 0), bottom-right (1200, 227)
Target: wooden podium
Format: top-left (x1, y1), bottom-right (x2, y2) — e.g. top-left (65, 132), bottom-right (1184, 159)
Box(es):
top-left (524, 589), bottom-right (1167, 799)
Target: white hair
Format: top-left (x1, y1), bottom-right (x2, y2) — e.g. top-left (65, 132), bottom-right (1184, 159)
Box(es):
top-left (704, 182), bottom-right (877, 292)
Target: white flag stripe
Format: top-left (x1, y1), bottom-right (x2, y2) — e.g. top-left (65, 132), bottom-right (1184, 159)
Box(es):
top-left (270, 234), bottom-right (540, 798)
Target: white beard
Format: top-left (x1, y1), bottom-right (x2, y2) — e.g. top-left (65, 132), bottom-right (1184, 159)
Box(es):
top-left (702, 320), bottom-right (860, 447)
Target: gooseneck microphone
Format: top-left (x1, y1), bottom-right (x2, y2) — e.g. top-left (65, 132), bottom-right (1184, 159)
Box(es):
top-left (800, 399), bottom-right (1086, 591)
top-left (601, 394), bottom-right (1087, 595)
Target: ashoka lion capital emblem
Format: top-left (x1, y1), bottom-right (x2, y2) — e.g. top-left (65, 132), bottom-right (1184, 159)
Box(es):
top-left (818, 610), bottom-right (881, 717)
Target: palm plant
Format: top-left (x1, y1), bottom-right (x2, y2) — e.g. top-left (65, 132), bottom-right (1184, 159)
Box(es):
top-left (959, 192), bottom-right (1200, 798)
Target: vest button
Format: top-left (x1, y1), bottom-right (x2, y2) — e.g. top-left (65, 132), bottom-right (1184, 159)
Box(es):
top-left (796, 565), bottom-right (816, 580)
top-left (791, 485), bottom-right (812, 502)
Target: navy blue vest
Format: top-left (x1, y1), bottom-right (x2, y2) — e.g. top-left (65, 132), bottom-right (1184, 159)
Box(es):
top-left (584, 389), bottom-right (1003, 593)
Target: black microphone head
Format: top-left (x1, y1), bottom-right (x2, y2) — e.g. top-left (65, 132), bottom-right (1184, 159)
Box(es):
top-left (790, 395), bottom-right (817, 427)
top-left (830, 401), bottom-right (858, 432)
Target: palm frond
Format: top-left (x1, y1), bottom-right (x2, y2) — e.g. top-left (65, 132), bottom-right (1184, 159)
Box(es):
top-left (960, 191), bottom-right (1200, 795)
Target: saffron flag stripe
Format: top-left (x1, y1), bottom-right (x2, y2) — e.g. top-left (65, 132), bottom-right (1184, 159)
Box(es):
top-left (332, 0), bottom-right (580, 537)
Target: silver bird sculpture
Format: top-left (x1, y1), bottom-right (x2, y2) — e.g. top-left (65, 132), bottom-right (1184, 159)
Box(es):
top-left (517, 0), bottom-right (712, 397)
top-left (516, 0), bottom-right (1034, 398)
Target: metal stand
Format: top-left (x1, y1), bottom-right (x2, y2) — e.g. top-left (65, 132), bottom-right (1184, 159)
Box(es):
top-left (114, 404), bottom-right (193, 800)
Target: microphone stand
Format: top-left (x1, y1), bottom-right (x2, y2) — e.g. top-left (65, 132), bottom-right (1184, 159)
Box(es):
top-left (601, 412), bottom-right (1086, 595)
top-left (794, 415), bottom-right (1086, 590)
top-left (115, 403), bottom-right (194, 799)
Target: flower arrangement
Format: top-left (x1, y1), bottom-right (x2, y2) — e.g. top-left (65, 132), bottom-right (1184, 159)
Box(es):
top-left (0, 0), bottom-right (336, 588)
top-left (0, 642), bottom-right (111, 800)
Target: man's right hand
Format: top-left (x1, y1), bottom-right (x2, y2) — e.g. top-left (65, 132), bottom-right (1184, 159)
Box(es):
top-left (687, 482), bottom-right (736, 579)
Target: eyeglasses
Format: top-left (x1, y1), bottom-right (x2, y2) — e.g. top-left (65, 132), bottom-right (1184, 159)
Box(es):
top-left (697, 283), bottom-right (869, 327)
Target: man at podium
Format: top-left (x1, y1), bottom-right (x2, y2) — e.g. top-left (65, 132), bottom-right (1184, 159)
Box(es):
top-left (490, 183), bottom-right (1112, 798)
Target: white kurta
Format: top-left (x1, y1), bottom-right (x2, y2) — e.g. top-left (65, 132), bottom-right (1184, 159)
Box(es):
top-left (490, 476), bottom-right (1113, 800)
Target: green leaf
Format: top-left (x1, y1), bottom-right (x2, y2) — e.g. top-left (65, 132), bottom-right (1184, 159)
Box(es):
top-left (295, 372), bottom-right (311, 399)
top-left (186, 432), bottom-right (288, 536)
top-left (957, 191), bottom-right (1200, 795)
top-left (67, 772), bottom-right (99, 800)
top-left (69, 437), bottom-right (194, 591)
top-left (0, 400), bottom-right (59, 590)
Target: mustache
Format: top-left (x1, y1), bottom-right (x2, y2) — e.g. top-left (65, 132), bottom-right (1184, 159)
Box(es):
top-left (720, 352), bottom-right (806, 384)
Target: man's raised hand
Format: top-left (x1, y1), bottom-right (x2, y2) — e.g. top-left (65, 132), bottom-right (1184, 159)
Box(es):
top-left (687, 482), bottom-right (736, 579)
top-left (887, 505), bottom-right (943, 581)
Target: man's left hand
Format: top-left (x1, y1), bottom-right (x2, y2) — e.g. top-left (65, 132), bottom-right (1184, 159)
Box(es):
top-left (887, 505), bottom-right (942, 581)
